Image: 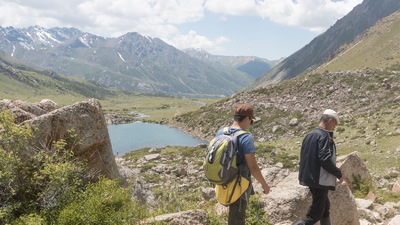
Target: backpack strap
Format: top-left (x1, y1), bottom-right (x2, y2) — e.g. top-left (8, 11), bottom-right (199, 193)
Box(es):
top-left (222, 127), bottom-right (231, 135)
top-left (222, 127), bottom-right (248, 137)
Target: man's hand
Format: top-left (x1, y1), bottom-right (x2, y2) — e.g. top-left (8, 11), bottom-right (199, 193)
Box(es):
top-left (262, 184), bottom-right (271, 195)
top-left (338, 177), bottom-right (344, 183)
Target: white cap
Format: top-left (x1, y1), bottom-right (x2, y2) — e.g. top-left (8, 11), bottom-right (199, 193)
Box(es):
top-left (323, 109), bottom-right (339, 124)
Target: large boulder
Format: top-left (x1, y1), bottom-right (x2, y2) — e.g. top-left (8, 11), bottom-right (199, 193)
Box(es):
top-left (0, 98), bottom-right (119, 180)
top-left (336, 151), bottom-right (372, 192)
top-left (260, 173), bottom-right (359, 225)
top-left (0, 99), bottom-right (58, 123)
top-left (388, 215), bottom-right (400, 225)
top-left (27, 99), bottom-right (119, 180)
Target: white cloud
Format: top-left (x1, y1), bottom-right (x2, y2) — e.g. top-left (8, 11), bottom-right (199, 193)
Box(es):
top-left (203, 0), bottom-right (363, 33)
top-left (0, 0), bottom-right (363, 56)
top-left (256, 0), bottom-right (363, 33)
top-left (205, 0), bottom-right (256, 15)
top-left (0, 0), bottom-right (205, 37)
top-left (168, 30), bottom-right (229, 51)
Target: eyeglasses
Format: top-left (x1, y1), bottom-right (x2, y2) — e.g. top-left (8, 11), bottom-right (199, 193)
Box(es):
top-left (250, 117), bottom-right (254, 125)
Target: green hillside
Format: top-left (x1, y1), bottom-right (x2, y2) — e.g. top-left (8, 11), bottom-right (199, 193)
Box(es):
top-left (0, 51), bottom-right (220, 121)
top-left (243, 1), bottom-right (400, 91)
top-left (317, 10), bottom-right (400, 72)
top-left (0, 51), bottom-right (117, 104)
top-left (171, 66), bottom-right (400, 176)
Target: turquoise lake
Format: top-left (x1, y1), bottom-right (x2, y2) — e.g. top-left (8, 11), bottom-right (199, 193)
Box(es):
top-left (108, 122), bottom-right (207, 155)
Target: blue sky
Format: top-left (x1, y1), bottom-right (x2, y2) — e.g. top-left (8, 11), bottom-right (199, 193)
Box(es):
top-left (0, 0), bottom-right (363, 60)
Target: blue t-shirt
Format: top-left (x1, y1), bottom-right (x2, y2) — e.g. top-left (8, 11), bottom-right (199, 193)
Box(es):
top-left (215, 127), bottom-right (256, 166)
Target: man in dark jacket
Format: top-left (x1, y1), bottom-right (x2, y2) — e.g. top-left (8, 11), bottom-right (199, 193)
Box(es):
top-left (294, 109), bottom-right (344, 225)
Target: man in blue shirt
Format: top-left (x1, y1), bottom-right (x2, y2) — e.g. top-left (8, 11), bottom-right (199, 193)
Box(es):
top-left (216, 104), bottom-right (270, 225)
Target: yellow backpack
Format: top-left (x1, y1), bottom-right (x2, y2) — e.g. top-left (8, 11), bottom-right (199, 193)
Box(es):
top-left (215, 175), bottom-right (250, 206)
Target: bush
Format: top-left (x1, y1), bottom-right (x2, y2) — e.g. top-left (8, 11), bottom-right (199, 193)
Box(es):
top-left (352, 174), bottom-right (373, 198)
top-left (0, 110), bottom-right (147, 224)
top-left (0, 110), bottom-right (86, 223)
top-left (57, 178), bottom-right (147, 224)
top-left (246, 195), bottom-right (270, 225)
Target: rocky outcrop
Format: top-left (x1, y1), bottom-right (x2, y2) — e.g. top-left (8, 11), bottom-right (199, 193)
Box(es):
top-left (388, 215), bottom-right (400, 225)
top-left (336, 151), bottom-right (372, 192)
top-left (0, 99), bottom-right (59, 123)
top-left (0, 98), bottom-right (119, 180)
top-left (140, 209), bottom-right (208, 225)
top-left (259, 151), bottom-right (372, 225)
top-left (260, 173), bottom-right (358, 225)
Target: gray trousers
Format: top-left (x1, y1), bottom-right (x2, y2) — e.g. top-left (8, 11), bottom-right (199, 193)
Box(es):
top-left (228, 196), bottom-right (248, 225)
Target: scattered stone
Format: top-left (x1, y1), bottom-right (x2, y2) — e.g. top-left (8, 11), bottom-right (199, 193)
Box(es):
top-left (149, 148), bottom-right (158, 153)
top-left (374, 202), bottom-right (397, 219)
top-left (143, 154), bottom-right (161, 161)
top-left (197, 143), bottom-right (208, 148)
top-left (141, 209), bottom-right (208, 225)
top-left (388, 215), bottom-right (400, 225)
top-left (355, 198), bottom-right (373, 209)
top-left (214, 203), bottom-right (228, 216)
top-left (272, 125), bottom-right (282, 133)
top-left (201, 187), bottom-right (215, 201)
top-left (392, 178), bottom-right (400, 193)
top-left (358, 208), bottom-right (383, 224)
top-left (366, 191), bottom-right (377, 202)
top-left (289, 118), bottom-right (299, 126)
top-left (359, 219), bottom-right (373, 225)
top-left (173, 167), bottom-right (187, 177)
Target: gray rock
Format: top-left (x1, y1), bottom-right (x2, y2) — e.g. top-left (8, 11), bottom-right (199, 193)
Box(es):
top-left (260, 151), bottom-right (366, 225)
top-left (173, 167), bottom-right (187, 177)
top-left (0, 98), bottom-right (119, 180)
top-left (392, 178), bottom-right (400, 193)
top-left (388, 215), bottom-right (400, 225)
top-left (336, 151), bottom-right (372, 192)
top-left (197, 143), bottom-right (208, 148)
top-left (355, 198), bottom-right (373, 209)
top-left (289, 118), bottom-right (299, 126)
top-left (358, 208), bottom-right (382, 224)
top-left (201, 187), bottom-right (215, 201)
top-left (141, 209), bottom-right (208, 225)
top-left (272, 125), bottom-right (282, 133)
top-left (143, 154), bottom-right (161, 161)
top-left (148, 148), bottom-right (158, 153)
top-left (26, 99), bottom-right (119, 180)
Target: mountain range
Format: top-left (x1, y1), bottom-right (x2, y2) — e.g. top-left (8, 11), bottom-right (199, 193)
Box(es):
top-left (0, 50), bottom-right (118, 102)
top-left (0, 26), bottom-right (274, 98)
top-left (245, 0), bottom-right (400, 91)
top-left (183, 48), bottom-right (281, 79)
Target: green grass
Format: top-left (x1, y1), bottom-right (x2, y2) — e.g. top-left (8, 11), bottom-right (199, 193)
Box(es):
top-left (101, 94), bottom-right (219, 122)
top-left (317, 10), bottom-right (400, 72)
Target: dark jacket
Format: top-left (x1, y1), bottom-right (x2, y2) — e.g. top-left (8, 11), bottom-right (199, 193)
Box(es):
top-left (298, 126), bottom-right (342, 190)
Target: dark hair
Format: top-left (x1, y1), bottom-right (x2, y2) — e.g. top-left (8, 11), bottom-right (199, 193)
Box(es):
top-left (234, 115), bottom-right (247, 123)
top-left (320, 114), bottom-right (333, 123)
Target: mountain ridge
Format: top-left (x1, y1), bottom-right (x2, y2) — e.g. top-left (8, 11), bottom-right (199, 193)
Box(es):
top-left (0, 26), bottom-right (255, 98)
top-left (244, 0), bottom-right (400, 91)
top-left (183, 48), bottom-right (280, 79)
